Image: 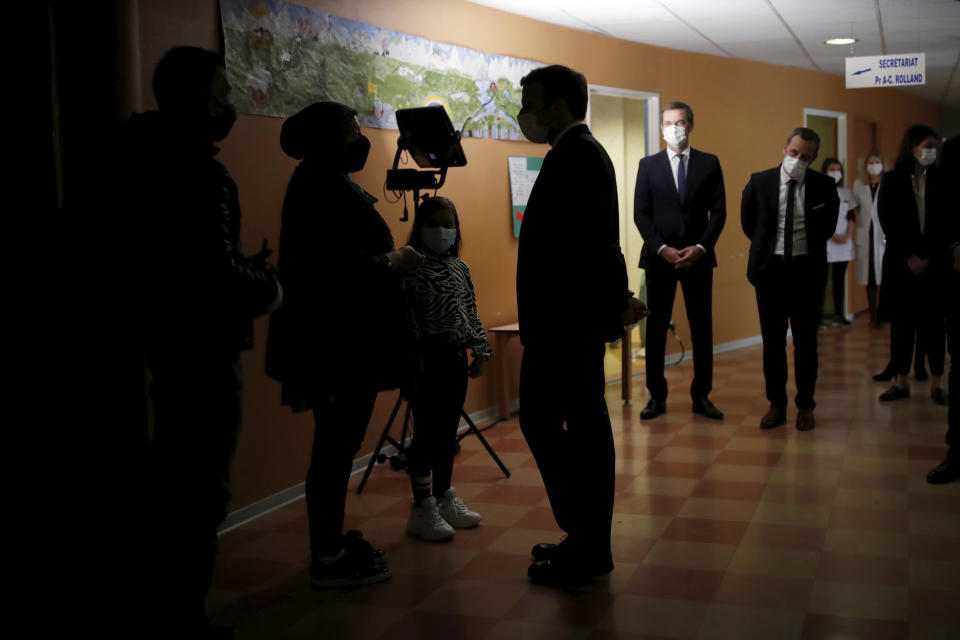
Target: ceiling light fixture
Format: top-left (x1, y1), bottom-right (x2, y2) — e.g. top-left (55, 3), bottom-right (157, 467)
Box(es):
top-left (825, 37), bottom-right (858, 45)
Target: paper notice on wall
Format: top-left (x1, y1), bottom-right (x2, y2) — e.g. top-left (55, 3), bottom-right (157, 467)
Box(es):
top-left (508, 156), bottom-right (543, 238)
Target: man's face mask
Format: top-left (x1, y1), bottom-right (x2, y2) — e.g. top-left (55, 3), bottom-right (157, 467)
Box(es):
top-left (208, 103), bottom-right (237, 142)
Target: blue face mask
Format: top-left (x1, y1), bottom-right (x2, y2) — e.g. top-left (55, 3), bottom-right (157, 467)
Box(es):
top-left (422, 227), bottom-right (457, 254)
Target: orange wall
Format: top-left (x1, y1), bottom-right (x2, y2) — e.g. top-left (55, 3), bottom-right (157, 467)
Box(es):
top-left (130, 0), bottom-right (941, 510)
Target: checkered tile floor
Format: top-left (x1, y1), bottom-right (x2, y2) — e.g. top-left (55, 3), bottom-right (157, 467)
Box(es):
top-left (210, 316), bottom-right (958, 639)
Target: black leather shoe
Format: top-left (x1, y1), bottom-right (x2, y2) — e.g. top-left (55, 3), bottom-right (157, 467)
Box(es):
top-left (527, 557), bottom-right (613, 587)
top-left (760, 405), bottom-right (787, 430)
top-left (873, 368), bottom-right (895, 382)
top-left (932, 387), bottom-right (948, 406)
top-left (796, 408), bottom-right (815, 431)
top-left (927, 459), bottom-right (960, 484)
top-left (640, 398), bottom-right (666, 420)
top-left (531, 543), bottom-right (560, 561)
top-left (692, 398), bottom-right (724, 420)
top-left (879, 385), bottom-right (910, 401)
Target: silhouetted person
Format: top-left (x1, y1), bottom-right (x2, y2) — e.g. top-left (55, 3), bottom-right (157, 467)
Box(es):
top-left (741, 127), bottom-right (839, 432)
top-left (634, 100), bottom-right (726, 421)
top-left (927, 134), bottom-right (959, 484)
top-left (515, 65), bottom-right (647, 587)
top-left (877, 125), bottom-right (947, 405)
top-left (265, 102), bottom-right (423, 588)
top-left (121, 47), bottom-right (281, 638)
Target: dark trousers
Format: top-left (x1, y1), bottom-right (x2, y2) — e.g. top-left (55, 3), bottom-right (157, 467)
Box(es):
top-left (755, 256), bottom-right (826, 409)
top-left (890, 270), bottom-right (946, 376)
top-left (825, 261), bottom-right (848, 316)
top-left (144, 350), bottom-right (243, 629)
top-left (307, 389), bottom-right (378, 557)
top-left (408, 340), bottom-right (469, 496)
top-left (644, 265), bottom-right (714, 402)
top-left (947, 272), bottom-right (959, 460)
top-left (519, 342), bottom-right (615, 564)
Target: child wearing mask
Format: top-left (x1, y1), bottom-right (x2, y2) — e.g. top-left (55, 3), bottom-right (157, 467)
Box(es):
top-left (403, 196), bottom-right (491, 541)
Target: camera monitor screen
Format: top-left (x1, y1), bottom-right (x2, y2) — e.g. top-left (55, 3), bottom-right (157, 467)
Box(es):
top-left (395, 106), bottom-right (467, 169)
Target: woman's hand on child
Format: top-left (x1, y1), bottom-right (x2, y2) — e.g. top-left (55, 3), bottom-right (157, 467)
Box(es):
top-left (389, 245), bottom-right (425, 272)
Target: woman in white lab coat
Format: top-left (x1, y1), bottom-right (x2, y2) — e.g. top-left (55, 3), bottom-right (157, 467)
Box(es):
top-left (822, 158), bottom-right (858, 326)
top-left (852, 150), bottom-right (886, 327)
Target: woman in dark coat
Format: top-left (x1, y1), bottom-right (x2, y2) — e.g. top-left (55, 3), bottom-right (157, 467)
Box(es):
top-left (266, 102), bottom-right (424, 588)
top-left (876, 124), bottom-right (947, 405)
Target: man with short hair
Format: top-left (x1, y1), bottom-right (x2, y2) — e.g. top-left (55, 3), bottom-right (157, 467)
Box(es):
top-left (121, 46), bottom-right (281, 638)
top-left (515, 64), bottom-right (647, 587)
top-left (634, 101), bottom-right (726, 421)
top-left (741, 127), bottom-right (839, 432)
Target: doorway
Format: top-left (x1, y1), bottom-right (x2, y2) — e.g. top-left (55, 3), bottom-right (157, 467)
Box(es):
top-left (804, 108), bottom-right (851, 322)
top-left (587, 86), bottom-right (659, 382)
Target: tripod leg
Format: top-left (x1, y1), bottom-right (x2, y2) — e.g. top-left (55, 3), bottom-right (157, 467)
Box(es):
top-left (356, 394), bottom-right (405, 494)
top-left (458, 412), bottom-right (510, 478)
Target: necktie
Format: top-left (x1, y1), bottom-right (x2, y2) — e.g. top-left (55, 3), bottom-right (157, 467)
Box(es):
top-left (784, 179), bottom-right (796, 260)
top-left (676, 154), bottom-right (686, 202)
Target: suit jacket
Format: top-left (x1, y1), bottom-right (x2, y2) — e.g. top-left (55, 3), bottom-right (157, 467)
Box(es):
top-left (634, 148), bottom-right (726, 270)
top-left (740, 166), bottom-right (840, 285)
top-left (516, 124), bottom-right (630, 347)
top-left (877, 163), bottom-right (947, 295)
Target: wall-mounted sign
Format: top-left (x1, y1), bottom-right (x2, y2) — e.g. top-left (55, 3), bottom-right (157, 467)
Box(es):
top-left (845, 53), bottom-right (925, 89)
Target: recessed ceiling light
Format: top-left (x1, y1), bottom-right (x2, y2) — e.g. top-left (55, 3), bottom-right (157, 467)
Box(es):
top-left (825, 37), bottom-right (858, 45)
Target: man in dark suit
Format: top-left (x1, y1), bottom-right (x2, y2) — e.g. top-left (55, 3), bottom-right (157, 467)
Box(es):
top-left (741, 127), bottom-right (839, 431)
top-left (928, 134), bottom-right (960, 484)
top-left (515, 65), bottom-right (647, 586)
top-left (634, 101), bottom-right (726, 421)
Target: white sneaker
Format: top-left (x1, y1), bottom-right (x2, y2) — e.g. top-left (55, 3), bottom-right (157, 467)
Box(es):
top-left (438, 488), bottom-right (482, 528)
top-left (406, 496), bottom-right (455, 541)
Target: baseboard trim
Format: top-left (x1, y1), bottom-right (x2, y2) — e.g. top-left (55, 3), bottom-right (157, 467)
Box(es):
top-left (218, 405), bottom-right (510, 534)
top-left (221, 335), bottom-right (763, 532)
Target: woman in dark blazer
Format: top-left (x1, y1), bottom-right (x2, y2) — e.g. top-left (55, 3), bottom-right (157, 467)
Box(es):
top-left (877, 124), bottom-right (947, 405)
top-left (266, 102), bottom-right (424, 588)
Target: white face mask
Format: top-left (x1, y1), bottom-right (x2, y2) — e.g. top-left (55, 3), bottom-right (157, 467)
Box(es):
top-left (827, 170), bottom-right (843, 184)
top-left (917, 148), bottom-right (937, 167)
top-left (782, 154), bottom-right (808, 180)
top-left (662, 124), bottom-right (688, 149)
top-left (422, 227), bottom-right (457, 254)
top-left (519, 110), bottom-right (550, 144)
top-left (867, 162), bottom-right (884, 176)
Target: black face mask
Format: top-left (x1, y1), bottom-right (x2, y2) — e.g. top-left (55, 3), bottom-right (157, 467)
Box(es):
top-left (343, 135), bottom-right (371, 173)
top-left (208, 104), bottom-right (237, 142)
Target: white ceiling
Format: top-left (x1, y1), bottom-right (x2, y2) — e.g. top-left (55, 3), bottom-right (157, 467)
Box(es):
top-left (467, 0), bottom-right (960, 108)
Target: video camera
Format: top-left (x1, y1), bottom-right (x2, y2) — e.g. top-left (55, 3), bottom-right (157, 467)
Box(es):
top-left (386, 106), bottom-right (467, 220)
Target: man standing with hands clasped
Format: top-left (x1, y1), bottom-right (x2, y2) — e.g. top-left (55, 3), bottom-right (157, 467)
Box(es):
top-left (634, 101), bottom-right (727, 421)
top-left (741, 128), bottom-right (839, 432)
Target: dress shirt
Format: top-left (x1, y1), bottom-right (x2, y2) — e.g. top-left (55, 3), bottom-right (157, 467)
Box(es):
top-left (657, 145), bottom-right (705, 255)
top-left (775, 165), bottom-right (808, 257)
top-left (669, 145), bottom-right (691, 191)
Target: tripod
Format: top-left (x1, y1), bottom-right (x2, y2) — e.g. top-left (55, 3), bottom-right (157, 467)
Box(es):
top-left (356, 392), bottom-right (510, 495)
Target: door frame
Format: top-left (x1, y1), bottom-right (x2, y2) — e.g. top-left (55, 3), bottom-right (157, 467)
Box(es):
top-left (803, 107), bottom-right (848, 168)
top-left (587, 85), bottom-right (660, 158)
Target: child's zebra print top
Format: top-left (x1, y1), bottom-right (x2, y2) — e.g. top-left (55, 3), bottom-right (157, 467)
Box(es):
top-left (405, 253), bottom-right (492, 359)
